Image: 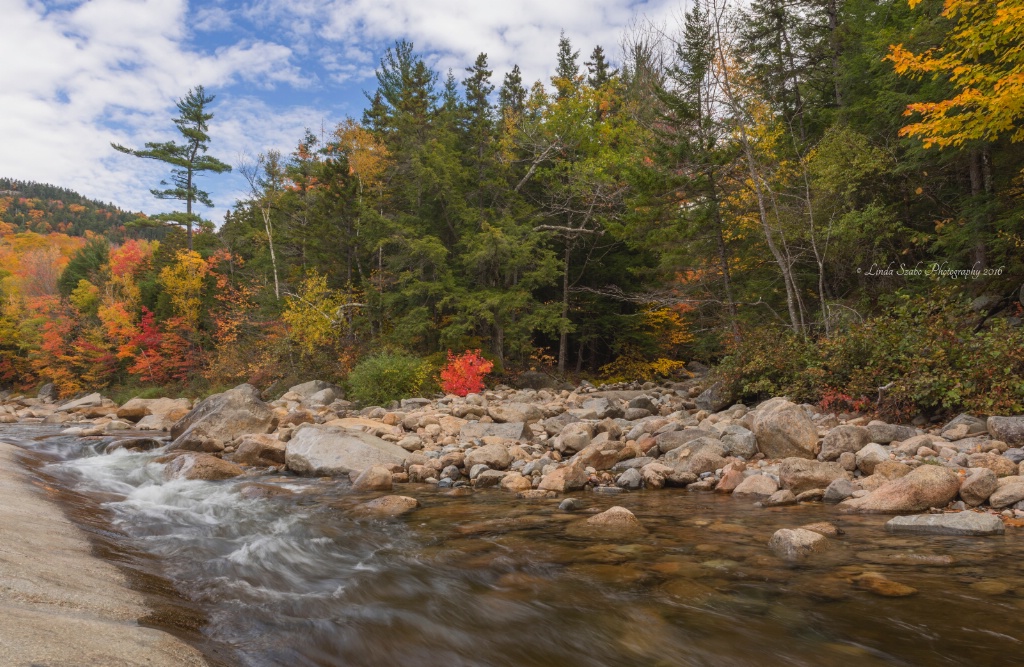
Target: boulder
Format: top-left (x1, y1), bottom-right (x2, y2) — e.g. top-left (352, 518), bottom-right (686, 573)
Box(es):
top-left (987, 416), bottom-right (1024, 446)
top-left (732, 474), bottom-right (779, 498)
top-left (655, 429), bottom-right (719, 452)
top-left (464, 443), bottom-right (512, 470)
top-left (819, 477), bottom-right (860, 504)
top-left (285, 425), bottom-right (407, 476)
top-left (555, 422), bottom-right (593, 454)
top-left (115, 397), bottom-right (154, 422)
top-left (873, 461), bottom-right (911, 480)
top-left (170, 384), bottom-right (276, 452)
top-left (695, 382), bottom-right (731, 413)
top-left (460, 422), bottom-right (530, 441)
top-left (941, 414), bottom-right (988, 441)
top-left (500, 472), bottom-right (533, 492)
top-left (538, 459), bottom-right (588, 493)
top-left (230, 434), bottom-right (286, 466)
top-left (567, 506), bottom-right (646, 538)
top-left (855, 443), bottom-right (890, 475)
top-left (866, 422), bottom-right (918, 445)
top-left (959, 468), bottom-right (998, 507)
top-left (165, 453), bottom-right (244, 481)
top-left (577, 440), bottom-right (628, 471)
top-left (57, 393), bottom-right (103, 412)
top-left (351, 465), bottom-right (394, 492)
top-left (103, 437), bottom-right (165, 454)
top-left (988, 482), bottom-right (1024, 509)
top-left (819, 426), bottom-right (871, 461)
top-left (885, 512), bottom-right (1004, 536)
top-left (719, 424), bottom-right (758, 459)
top-left (768, 528), bottom-right (829, 562)
top-left (488, 402), bottom-right (543, 424)
top-left (354, 495), bottom-right (419, 517)
top-left (663, 438), bottom-right (727, 475)
top-left (966, 452), bottom-right (1016, 477)
top-left (581, 397), bottom-right (624, 420)
top-left (474, 470), bottom-right (507, 488)
top-left (37, 383), bottom-right (58, 402)
top-left (779, 458), bottom-right (849, 494)
top-left (288, 380), bottom-right (343, 401)
top-left (761, 489), bottom-right (798, 507)
top-left (752, 399), bottom-right (819, 459)
top-left (839, 464), bottom-right (960, 513)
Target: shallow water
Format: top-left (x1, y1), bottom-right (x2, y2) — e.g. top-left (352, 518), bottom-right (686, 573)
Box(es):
top-left (4, 424), bottom-right (1024, 666)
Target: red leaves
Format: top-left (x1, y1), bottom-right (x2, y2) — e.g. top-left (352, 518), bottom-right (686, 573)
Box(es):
top-left (439, 349), bottom-right (494, 397)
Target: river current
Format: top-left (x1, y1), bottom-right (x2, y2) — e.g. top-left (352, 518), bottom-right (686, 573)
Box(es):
top-left (4, 423), bottom-right (1024, 666)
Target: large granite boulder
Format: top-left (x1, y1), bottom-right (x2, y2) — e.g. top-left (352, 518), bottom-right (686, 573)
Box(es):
top-left (988, 416), bottom-right (1024, 446)
top-left (169, 384), bottom-right (277, 452)
top-left (819, 425), bottom-right (871, 461)
top-left (285, 425), bottom-right (407, 476)
top-left (839, 464), bottom-right (960, 513)
top-left (779, 458), bottom-right (849, 495)
top-left (752, 399), bottom-right (819, 459)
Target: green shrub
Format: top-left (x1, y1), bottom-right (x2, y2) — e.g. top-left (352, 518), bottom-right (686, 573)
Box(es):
top-left (346, 352), bottom-right (433, 406)
top-left (711, 289), bottom-right (1024, 419)
top-left (713, 328), bottom-right (823, 404)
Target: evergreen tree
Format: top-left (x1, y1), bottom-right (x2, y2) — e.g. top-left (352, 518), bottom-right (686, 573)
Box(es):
top-left (585, 45), bottom-right (618, 88)
top-left (553, 31), bottom-right (581, 99)
top-left (111, 85), bottom-right (231, 250)
top-left (498, 65), bottom-right (527, 123)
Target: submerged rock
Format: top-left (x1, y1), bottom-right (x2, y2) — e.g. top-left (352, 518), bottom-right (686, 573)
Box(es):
top-left (884, 512), bottom-right (1004, 536)
top-left (354, 495), bottom-right (420, 517)
top-left (567, 506), bottom-right (646, 538)
top-left (768, 528), bottom-right (829, 562)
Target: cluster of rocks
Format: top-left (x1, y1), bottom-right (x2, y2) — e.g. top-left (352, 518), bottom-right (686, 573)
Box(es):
top-left (4, 377), bottom-right (1024, 524)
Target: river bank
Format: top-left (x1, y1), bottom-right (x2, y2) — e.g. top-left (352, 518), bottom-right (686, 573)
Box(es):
top-left (0, 441), bottom-right (209, 667)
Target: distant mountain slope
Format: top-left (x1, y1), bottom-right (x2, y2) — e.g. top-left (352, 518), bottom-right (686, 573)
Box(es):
top-left (0, 178), bottom-right (142, 240)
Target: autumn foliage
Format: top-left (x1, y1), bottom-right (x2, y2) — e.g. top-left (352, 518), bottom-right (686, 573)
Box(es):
top-left (439, 350), bottom-right (494, 397)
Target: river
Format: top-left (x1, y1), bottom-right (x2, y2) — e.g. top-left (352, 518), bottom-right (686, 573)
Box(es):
top-left (4, 423), bottom-right (1023, 666)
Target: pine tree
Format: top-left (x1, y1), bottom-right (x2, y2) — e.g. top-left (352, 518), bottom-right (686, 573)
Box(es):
top-left (585, 45), bottom-right (618, 88)
top-left (498, 65), bottom-right (527, 123)
top-left (112, 86), bottom-right (231, 250)
top-left (553, 31), bottom-right (581, 99)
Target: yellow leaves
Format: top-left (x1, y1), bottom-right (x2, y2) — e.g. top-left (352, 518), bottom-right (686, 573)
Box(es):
top-left (282, 272), bottom-right (363, 356)
top-left (888, 0), bottom-right (1024, 148)
top-left (333, 118), bottom-right (390, 194)
top-left (69, 279), bottom-right (99, 314)
top-left (158, 250), bottom-right (209, 328)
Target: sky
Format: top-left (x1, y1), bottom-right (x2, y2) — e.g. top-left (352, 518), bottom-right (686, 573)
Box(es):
top-left (0, 0), bottom-right (683, 222)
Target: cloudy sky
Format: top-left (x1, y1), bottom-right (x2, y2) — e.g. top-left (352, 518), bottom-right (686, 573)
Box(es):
top-left (0, 0), bottom-right (682, 221)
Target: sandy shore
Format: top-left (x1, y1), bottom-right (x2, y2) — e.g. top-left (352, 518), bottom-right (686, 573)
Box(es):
top-left (0, 441), bottom-right (209, 667)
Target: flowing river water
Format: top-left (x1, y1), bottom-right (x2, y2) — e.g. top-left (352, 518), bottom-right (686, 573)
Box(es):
top-left (5, 423), bottom-right (1024, 666)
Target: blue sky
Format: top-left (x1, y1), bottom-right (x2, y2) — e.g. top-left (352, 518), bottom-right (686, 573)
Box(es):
top-left (1, 0), bottom-right (681, 222)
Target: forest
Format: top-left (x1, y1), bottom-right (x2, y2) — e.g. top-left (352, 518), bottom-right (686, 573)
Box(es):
top-left (1, 0), bottom-right (1022, 418)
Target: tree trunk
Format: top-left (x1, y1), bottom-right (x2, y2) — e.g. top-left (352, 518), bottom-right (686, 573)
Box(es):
top-left (558, 243), bottom-right (570, 374)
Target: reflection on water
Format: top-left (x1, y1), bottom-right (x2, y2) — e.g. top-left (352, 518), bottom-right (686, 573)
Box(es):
top-left (4, 424), bottom-right (1024, 666)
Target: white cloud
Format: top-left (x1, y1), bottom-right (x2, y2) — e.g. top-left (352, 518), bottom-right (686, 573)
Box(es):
top-left (0, 0), bottom-right (311, 218)
top-left (0, 0), bottom-right (686, 222)
top-left (270, 0), bottom-right (682, 85)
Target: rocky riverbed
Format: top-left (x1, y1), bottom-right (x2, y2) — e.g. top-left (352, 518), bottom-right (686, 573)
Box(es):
top-left (3, 377), bottom-right (1024, 663)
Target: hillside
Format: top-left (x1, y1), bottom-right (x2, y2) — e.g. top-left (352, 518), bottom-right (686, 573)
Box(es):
top-left (0, 178), bottom-right (142, 241)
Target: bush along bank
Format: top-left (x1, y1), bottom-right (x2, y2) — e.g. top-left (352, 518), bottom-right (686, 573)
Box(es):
top-left (4, 374), bottom-right (1024, 563)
